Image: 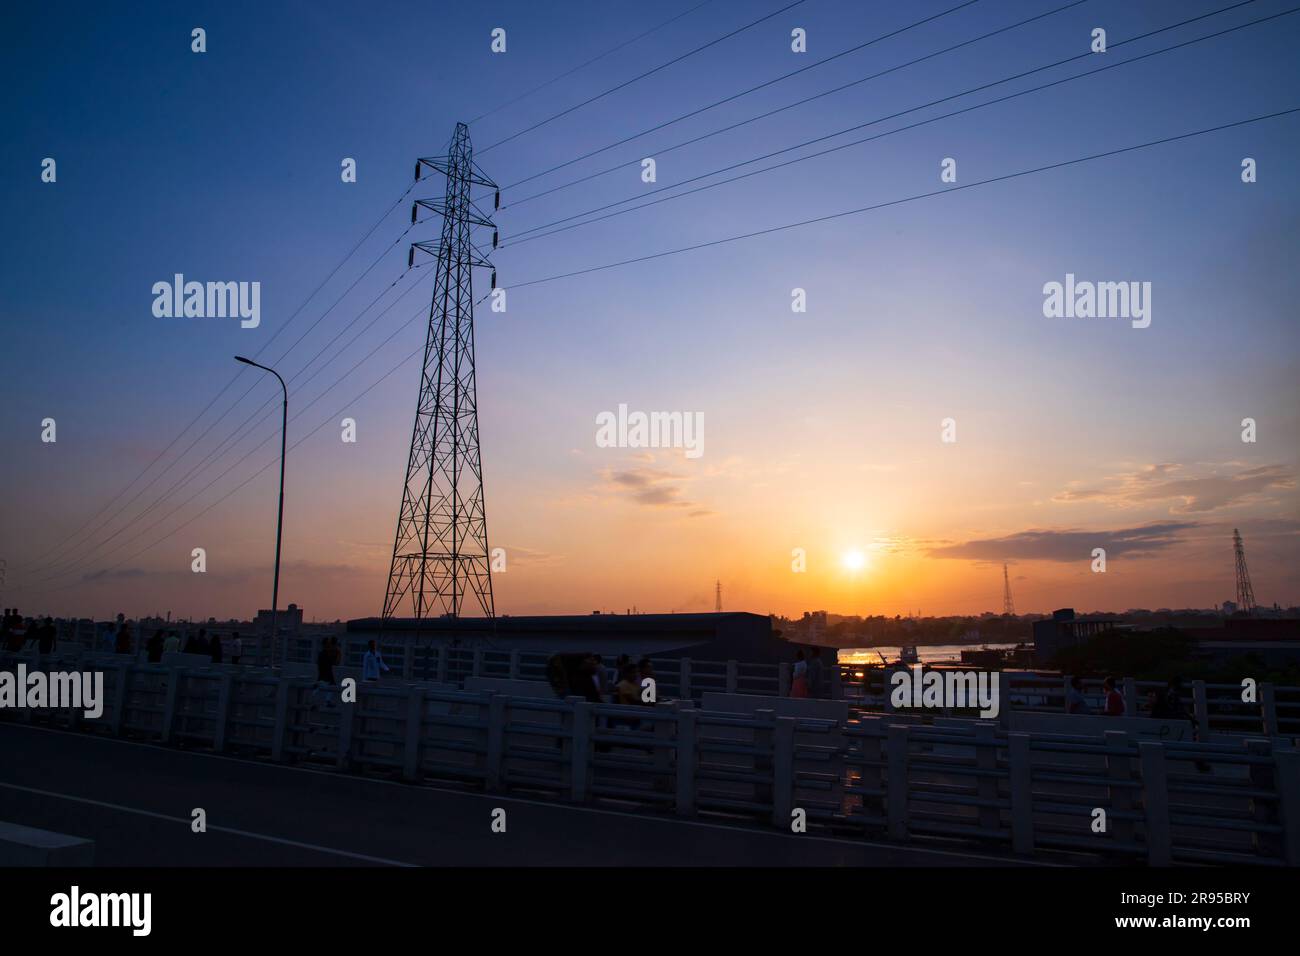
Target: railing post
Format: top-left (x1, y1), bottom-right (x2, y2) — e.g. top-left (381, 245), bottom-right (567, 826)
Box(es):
top-left (213, 673), bottom-right (233, 752)
top-left (675, 708), bottom-right (697, 817)
top-left (160, 668), bottom-right (182, 744)
top-left (271, 677), bottom-right (293, 762)
top-left (679, 658), bottom-right (692, 701)
top-left (1275, 748), bottom-right (1300, 865)
top-left (1192, 680), bottom-right (1209, 735)
top-left (472, 647), bottom-right (484, 678)
top-left (883, 668), bottom-right (897, 713)
top-left (643, 700), bottom-right (673, 792)
top-left (485, 693), bottom-right (507, 791)
top-left (403, 687), bottom-right (425, 781)
top-left (1104, 730), bottom-right (1135, 848)
top-left (726, 660), bottom-right (738, 695)
top-left (974, 721), bottom-right (1000, 834)
top-left (779, 662), bottom-right (791, 698)
top-left (1260, 683), bottom-right (1278, 736)
top-left (1245, 738), bottom-right (1281, 858)
top-left (109, 663), bottom-right (129, 735)
top-left (1008, 732), bottom-right (1034, 854)
top-left (402, 643), bottom-right (414, 680)
top-left (771, 716), bottom-right (796, 828)
top-left (436, 645), bottom-right (448, 684)
top-left (1122, 676), bottom-right (1138, 716)
top-left (886, 724), bottom-right (909, 841)
top-left (336, 693), bottom-right (355, 770)
top-left (570, 701), bottom-right (592, 803)
top-left (509, 649), bottom-right (520, 680)
top-left (1138, 742), bottom-right (1172, 866)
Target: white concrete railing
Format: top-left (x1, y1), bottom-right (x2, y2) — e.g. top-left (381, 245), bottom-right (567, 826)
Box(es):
top-left (33, 636), bottom-right (1300, 738)
top-left (32, 637), bottom-right (1300, 737)
top-left (3, 651), bottom-right (1298, 865)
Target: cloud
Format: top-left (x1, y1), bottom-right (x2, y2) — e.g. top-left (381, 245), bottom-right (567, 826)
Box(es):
top-left (928, 521), bottom-right (1200, 562)
top-left (501, 546), bottom-right (563, 568)
top-left (1052, 463), bottom-right (1294, 513)
top-left (81, 567), bottom-right (147, 582)
top-left (604, 465), bottom-right (696, 510)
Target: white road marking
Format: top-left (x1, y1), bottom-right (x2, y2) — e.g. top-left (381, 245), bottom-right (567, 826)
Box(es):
top-left (0, 779), bottom-right (417, 867)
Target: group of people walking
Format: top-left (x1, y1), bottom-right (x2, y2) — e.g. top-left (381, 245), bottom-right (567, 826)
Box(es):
top-left (1065, 674), bottom-right (1193, 720)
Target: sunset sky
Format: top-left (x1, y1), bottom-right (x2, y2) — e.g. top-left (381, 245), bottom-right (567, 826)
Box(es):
top-left (2, 0), bottom-right (1297, 622)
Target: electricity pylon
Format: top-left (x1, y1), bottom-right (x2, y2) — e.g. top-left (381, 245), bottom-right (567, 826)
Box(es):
top-left (1002, 563), bottom-right (1015, 616)
top-left (382, 122), bottom-right (498, 620)
top-left (1233, 528), bottom-right (1256, 615)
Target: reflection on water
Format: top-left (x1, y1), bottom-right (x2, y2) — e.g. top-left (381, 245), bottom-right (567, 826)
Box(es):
top-left (839, 643), bottom-right (1020, 665)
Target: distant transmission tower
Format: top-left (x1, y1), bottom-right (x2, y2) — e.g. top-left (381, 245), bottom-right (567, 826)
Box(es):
top-left (715, 579), bottom-right (722, 612)
top-left (1002, 563), bottom-right (1015, 616)
top-left (1233, 528), bottom-right (1257, 615)
top-left (382, 123), bottom-right (498, 620)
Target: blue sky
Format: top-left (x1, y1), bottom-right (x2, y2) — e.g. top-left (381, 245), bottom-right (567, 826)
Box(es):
top-left (2, 0), bottom-right (1297, 621)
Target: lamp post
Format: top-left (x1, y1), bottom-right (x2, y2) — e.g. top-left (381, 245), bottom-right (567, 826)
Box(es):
top-left (235, 356), bottom-right (287, 668)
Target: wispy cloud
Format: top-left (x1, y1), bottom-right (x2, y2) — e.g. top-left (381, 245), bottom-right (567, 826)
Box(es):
top-left (1052, 462), bottom-right (1293, 513)
top-left (928, 521), bottom-right (1200, 562)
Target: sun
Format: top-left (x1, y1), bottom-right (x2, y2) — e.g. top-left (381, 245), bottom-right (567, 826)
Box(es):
top-left (841, 549), bottom-right (867, 572)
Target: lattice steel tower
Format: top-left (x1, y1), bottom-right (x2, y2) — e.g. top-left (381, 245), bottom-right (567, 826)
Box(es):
top-left (383, 123), bottom-right (498, 620)
top-left (1002, 563), bottom-right (1015, 616)
top-left (1233, 528), bottom-right (1256, 615)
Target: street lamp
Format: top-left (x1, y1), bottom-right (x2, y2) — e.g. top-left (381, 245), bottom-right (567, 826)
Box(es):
top-left (235, 355), bottom-right (287, 668)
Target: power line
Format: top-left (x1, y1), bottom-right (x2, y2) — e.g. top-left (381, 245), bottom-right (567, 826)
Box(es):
top-left (467, 0), bottom-right (720, 125)
top-left (500, 108), bottom-right (1299, 293)
top-left (502, 1), bottom-right (1283, 248)
top-left (500, 0), bottom-right (989, 192)
top-left (23, 203), bottom-right (458, 579)
top-left (28, 283), bottom-right (443, 588)
top-left (499, 0), bottom-right (1072, 206)
top-left (32, 269), bottom-right (440, 582)
top-left (27, 338), bottom-right (432, 594)
top-left (478, 0), bottom-right (812, 154)
top-left (25, 108), bottom-right (1298, 592)
top-left (20, 182), bottom-right (418, 572)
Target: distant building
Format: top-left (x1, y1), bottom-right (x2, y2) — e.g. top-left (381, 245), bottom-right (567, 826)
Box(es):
top-left (1032, 608), bottom-right (1124, 663)
top-left (254, 602), bottom-right (303, 637)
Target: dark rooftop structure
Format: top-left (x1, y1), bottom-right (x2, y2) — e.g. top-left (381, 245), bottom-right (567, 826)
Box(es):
top-left (347, 611), bottom-right (808, 664)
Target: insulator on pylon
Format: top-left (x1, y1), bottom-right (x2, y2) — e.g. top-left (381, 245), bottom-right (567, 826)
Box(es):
top-left (491, 269), bottom-right (497, 290)
top-left (414, 162), bottom-right (421, 182)
top-left (494, 190), bottom-right (500, 210)
top-left (407, 247), bottom-right (415, 269)
top-left (411, 203), bottom-right (418, 224)
top-left (492, 230), bottom-right (498, 249)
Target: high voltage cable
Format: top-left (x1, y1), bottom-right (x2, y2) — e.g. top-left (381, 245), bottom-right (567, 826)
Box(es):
top-left (22, 0), bottom-right (790, 574)
top-left (34, 269), bottom-right (440, 581)
top-left (499, 0), bottom-right (991, 192)
top-left (478, 0), bottom-right (812, 154)
top-left (502, 1), bottom-right (1282, 248)
top-left (498, 0), bottom-right (1123, 210)
top-left (25, 254), bottom-right (416, 577)
top-left (23, 107), bottom-right (1297, 590)
top-left (23, 205), bottom-right (451, 579)
top-left (21, 182), bottom-right (418, 572)
top-left (29, 278), bottom-right (445, 587)
top-left (27, 340), bottom-right (431, 594)
top-left (467, 0), bottom-right (720, 125)
top-left (498, 108), bottom-right (1299, 293)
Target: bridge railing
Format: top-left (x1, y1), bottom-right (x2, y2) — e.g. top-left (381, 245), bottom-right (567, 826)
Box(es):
top-left (26, 640), bottom-right (1300, 738)
top-left (4, 650), bottom-right (1298, 865)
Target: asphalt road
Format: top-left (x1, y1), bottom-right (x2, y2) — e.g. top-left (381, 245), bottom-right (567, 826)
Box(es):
top-left (0, 722), bottom-right (1040, 866)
